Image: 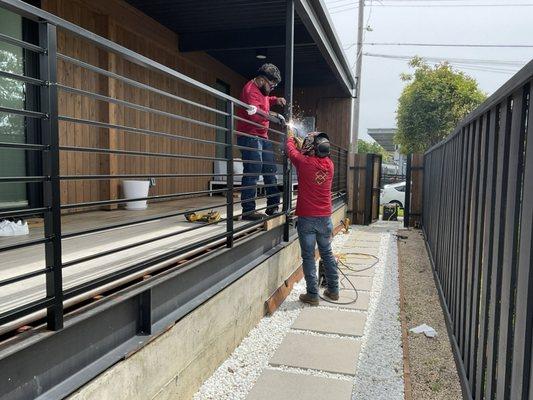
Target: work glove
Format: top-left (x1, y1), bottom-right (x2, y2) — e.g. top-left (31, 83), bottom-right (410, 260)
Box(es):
top-left (287, 126), bottom-right (294, 138)
top-left (275, 113), bottom-right (287, 128)
top-left (294, 136), bottom-right (304, 150)
top-left (246, 105), bottom-right (257, 115)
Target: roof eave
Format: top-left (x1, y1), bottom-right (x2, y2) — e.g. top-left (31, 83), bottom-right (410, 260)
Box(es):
top-left (295, 0), bottom-right (356, 97)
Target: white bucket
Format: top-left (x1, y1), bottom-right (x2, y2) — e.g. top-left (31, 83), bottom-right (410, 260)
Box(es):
top-left (122, 180), bottom-right (150, 210)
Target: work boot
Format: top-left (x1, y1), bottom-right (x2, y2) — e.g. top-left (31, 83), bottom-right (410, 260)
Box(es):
top-left (323, 289), bottom-right (339, 301)
top-left (242, 211), bottom-right (265, 221)
top-left (299, 293), bottom-right (319, 306)
top-left (265, 206), bottom-right (279, 216)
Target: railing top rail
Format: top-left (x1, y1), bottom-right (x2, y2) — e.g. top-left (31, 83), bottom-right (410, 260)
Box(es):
top-left (0, 0), bottom-right (282, 125)
top-left (424, 58), bottom-right (533, 155)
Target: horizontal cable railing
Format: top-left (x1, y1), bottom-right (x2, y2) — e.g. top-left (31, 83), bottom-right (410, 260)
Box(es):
top-left (422, 60), bottom-right (533, 400)
top-left (0, 0), bottom-right (348, 334)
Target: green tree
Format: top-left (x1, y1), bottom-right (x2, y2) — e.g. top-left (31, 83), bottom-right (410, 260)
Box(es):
top-left (395, 57), bottom-right (486, 153)
top-left (357, 139), bottom-right (391, 162)
top-left (0, 49), bottom-right (25, 136)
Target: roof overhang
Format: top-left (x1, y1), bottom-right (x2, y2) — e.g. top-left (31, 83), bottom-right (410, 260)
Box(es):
top-left (295, 0), bottom-right (355, 96)
top-left (125, 0), bottom-right (355, 96)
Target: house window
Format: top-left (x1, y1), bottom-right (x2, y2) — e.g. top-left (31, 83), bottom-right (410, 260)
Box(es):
top-left (0, 8), bottom-right (40, 210)
top-left (0, 9), bottom-right (27, 209)
top-left (214, 79), bottom-right (230, 159)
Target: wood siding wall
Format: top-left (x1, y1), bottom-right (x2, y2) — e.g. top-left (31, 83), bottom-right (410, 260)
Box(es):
top-left (39, 0), bottom-right (351, 210)
top-left (43, 0), bottom-right (247, 209)
top-left (293, 85), bottom-right (351, 149)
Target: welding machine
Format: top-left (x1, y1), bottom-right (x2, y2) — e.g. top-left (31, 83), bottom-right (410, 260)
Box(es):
top-left (383, 203), bottom-right (398, 221)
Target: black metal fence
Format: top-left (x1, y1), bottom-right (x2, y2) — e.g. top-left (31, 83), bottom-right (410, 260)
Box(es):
top-left (0, 0), bottom-right (347, 334)
top-left (422, 60), bottom-right (533, 399)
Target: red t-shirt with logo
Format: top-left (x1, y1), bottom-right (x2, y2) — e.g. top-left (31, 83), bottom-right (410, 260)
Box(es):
top-left (286, 138), bottom-right (334, 217)
top-left (236, 80), bottom-right (278, 139)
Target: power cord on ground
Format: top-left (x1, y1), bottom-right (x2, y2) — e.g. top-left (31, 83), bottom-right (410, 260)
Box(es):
top-left (318, 251), bottom-right (380, 305)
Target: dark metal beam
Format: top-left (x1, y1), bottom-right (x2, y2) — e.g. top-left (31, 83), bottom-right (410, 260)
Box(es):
top-left (178, 25), bottom-right (313, 52)
top-left (39, 22), bottom-right (64, 331)
top-left (283, 0), bottom-right (294, 242)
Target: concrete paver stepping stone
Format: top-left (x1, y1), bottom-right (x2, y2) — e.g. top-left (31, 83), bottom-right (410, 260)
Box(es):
top-left (319, 289), bottom-right (370, 311)
top-left (352, 238), bottom-right (381, 244)
top-left (349, 247), bottom-right (379, 256)
top-left (340, 275), bottom-right (373, 291)
top-left (269, 333), bottom-right (361, 375)
top-left (246, 369), bottom-right (354, 400)
top-left (291, 308), bottom-right (366, 337)
top-left (339, 263), bottom-right (375, 277)
top-left (351, 234), bottom-right (380, 242)
top-left (343, 253), bottom-right (377, 261)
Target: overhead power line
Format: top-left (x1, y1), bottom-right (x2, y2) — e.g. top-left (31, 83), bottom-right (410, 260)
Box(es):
top-left (364, 42), bottom-right (533, 48)
top-left (363, 53), bottom-right (523, 74)
top-left (366, 3), bottom-right (533, 6)
top-left (364, 0), bottom-right (528, 2)
top-left (328, 1), bottom-right (533, 12)
top-left (364, 53), bottom-right (529, 66)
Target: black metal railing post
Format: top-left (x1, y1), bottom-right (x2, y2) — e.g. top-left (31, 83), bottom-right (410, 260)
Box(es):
top-left (226, 100), bottom-right (234, 248)
top-left (283, 0), bottom-right (294, 242)
top-left (39, 21), bottom-right (63, 331)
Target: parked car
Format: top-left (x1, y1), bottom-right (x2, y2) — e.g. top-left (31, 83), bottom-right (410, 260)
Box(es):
top-left (380, 181), bottom-right (406, 208)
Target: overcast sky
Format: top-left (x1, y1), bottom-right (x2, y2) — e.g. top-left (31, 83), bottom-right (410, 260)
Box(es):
top-left (322, 0), bottom-right (533, 141)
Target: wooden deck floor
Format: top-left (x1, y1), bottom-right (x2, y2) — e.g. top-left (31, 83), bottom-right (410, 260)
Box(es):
top-left (0, 196), bottom-right (280, 324)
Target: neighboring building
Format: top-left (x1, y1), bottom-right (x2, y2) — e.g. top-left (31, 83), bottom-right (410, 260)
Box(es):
top-left (367, 128), bottom-right (406, 175)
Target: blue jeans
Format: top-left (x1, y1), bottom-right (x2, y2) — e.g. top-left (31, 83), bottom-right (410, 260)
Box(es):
top-left (237, 135), bottom-right (280, 213)
top-left (297, 216), bottom-right (339, 297)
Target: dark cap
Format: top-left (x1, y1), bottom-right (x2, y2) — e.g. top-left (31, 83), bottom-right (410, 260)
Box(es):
top-left (257, 63), bottom-right (281, 84)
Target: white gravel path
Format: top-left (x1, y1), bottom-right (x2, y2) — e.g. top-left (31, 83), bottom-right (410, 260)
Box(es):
top-left (351, 230), bottom-right (404, 400)
top-left (193, 225), bottom-right (403, 400)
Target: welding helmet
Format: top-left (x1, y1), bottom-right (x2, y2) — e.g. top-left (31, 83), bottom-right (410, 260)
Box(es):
top-left (257, 63), bottom-right (281, 85)
top-left (301, 132), bottom-right (330, 158)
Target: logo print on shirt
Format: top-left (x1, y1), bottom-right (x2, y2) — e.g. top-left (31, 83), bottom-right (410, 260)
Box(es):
top-left (315, 170), bottom-right (327, 185)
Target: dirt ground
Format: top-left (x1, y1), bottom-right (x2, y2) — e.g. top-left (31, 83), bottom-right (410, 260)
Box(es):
top-left (397, 229), bottom-right (462, 400)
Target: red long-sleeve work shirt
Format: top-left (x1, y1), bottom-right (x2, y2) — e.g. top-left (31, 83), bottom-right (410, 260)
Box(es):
top-left (236, 80), bottom-right (278, 139)
top-left (286, 138), bottom-right (334, 217)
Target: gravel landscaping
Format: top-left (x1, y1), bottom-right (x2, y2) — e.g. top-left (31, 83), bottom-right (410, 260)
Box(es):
top-left (351, 230), bottom-right (404, 400)
top-left (193, 224), bottom-right (404, 400)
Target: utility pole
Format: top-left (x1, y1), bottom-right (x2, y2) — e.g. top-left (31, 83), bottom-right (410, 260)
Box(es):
top-left (352, 0), bottom-right (365, 145)
top-left (348, 0), bottom-right (365, 222)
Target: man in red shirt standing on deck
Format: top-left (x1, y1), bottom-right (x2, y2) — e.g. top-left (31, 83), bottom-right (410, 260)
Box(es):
top-left (286, 130), bottom-right (339, 305)
top-left (236, 63), bottom-right (286, 221)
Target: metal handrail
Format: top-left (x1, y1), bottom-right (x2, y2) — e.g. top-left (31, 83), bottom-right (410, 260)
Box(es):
top-left (0, 0), bottom-right (349, 335)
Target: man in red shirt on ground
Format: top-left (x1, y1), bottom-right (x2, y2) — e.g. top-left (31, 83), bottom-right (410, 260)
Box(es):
top-left (236, 63), bottom-right (286, 220)
top-left (286, 130), bottom-right (339, 305)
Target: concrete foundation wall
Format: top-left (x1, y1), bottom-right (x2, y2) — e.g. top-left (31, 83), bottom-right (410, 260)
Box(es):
top-left (68, 206), bottom-right (346, 400)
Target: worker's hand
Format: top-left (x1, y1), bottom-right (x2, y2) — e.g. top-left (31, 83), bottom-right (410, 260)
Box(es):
top-left (276, 97), bottom-right (287, 106)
